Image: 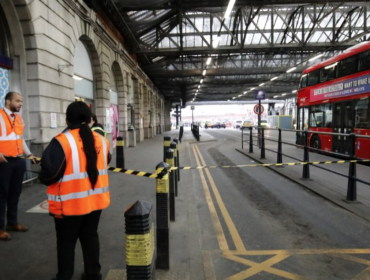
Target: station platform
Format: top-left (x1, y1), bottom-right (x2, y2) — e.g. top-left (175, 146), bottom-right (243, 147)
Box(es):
top-left (1, 127), bottom-right (370, 280)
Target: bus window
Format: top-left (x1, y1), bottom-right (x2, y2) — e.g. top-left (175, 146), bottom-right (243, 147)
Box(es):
top-left (320, 64), bottom-right (337, 82)
top-left (307, 70), bottom-right (319, 86)
top-left (299, 74), bottom-right (307, 89)
top-left (310, 105), bottom-right (324, 127)
top-left (338, 55), bottom-right (358, 78)
top-left (355, 98), bottom-right (370, 128)
top-left (324, 104), bottom-right (332, 128)
top-left (359, 50), bottom-right (370, 72)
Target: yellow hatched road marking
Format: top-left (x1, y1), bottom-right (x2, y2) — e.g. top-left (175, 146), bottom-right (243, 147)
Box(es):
top-left (194, 145), bottom-right (246, 252)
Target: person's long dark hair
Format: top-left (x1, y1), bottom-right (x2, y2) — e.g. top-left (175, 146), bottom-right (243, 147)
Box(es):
top-left (66, 101), bottom-right (98, 189)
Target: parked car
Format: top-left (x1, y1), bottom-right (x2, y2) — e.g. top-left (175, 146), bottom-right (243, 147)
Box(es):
top-left (256, 119), bottom-right (270, 128)
top-left (211, 122), bottom-right (226, 129)
top-left (241, 120), bottom-right (254, 129)
top-left (233, 120), bottom-right (243, 129)
top-left (204, 121), bottom-right (212, 128)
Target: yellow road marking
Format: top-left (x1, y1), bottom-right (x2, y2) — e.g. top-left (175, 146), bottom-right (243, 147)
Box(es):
top-left (351, 267), bottom-right (370, 280)
top-left (194, 145), bottom-right (246, 252)
top-left (224, 254), bottom-right (308, 280)
top-left (192, 146), bottom-right (229, 251)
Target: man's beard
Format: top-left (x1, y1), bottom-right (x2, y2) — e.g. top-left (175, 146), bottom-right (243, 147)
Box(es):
top-left (10, 104), bottom-right (20, 112)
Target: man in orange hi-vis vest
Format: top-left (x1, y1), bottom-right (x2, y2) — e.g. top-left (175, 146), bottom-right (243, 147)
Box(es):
top-left (0, 91), bottom-right (36, 241)
top-left (39, 101), bottom-right (111, 280)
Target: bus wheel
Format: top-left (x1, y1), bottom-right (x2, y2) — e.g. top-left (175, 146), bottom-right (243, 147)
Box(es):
top-left (311, 135), bottom-right (321, 151)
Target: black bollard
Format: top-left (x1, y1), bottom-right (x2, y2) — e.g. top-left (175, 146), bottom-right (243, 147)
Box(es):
top-left (260, 128), bottom-right (265, 159)
top-left (163, 136), bottom-right (171, 161)
top-left (155, 162), bottom-right (170, 269)
top-left (116, 136), bottom-right (125, 169)
top-left (346, 133), bottom-right (357, 202)
top-left (302, 131), bottom-right (310, 179)
top-left (165, 149), bottom-right (176, 221)
top-left (277, 129), bottom-right (283, 164)
top-left (170, 142), bottom-right (178, 196)
top-left (125, 200), bottom-right (155, 280)
top-left (249, 127), bottom-right (253, 153)
top-left (173, 138), bottom-right (180, 182)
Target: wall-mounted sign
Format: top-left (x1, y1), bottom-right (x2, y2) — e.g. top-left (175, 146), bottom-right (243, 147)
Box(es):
top-left (50, 113), bottom-right (57, 128)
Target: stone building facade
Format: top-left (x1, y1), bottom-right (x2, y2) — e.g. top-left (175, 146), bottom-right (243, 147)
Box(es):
top-left (0, 0), bottom-right (170, 155)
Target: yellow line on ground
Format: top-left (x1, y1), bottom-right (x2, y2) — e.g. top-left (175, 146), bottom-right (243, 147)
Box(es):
top-left (223, 248), bottom-right (370, 255)
top-left (194, 145), bottom-right (246, 252)
top-left (192, 146), bottom-right (229, 251)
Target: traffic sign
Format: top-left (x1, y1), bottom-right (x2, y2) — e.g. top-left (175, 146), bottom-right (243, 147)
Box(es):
top-left (253, 104), bottom-right (264, 115)
top-left (255, 90), bottom-right (266, 100)
top-left (191, 105), bottom-right (195, 110)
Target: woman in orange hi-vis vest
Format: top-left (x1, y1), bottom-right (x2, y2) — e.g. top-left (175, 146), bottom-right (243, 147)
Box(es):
top-left (39, 101), bottom-right (111, 280)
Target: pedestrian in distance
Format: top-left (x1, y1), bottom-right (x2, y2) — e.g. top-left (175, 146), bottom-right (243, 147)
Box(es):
top-left (90, 113), bottom-right (106, 137)
top-left (0, 91), bottom-right (36, 241)
top-left (39, 101), bottom-right (111, 280)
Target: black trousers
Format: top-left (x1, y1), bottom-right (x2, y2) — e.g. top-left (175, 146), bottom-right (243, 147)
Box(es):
top-left (0, 157), bottom-right (26, 230)
top-left (54, 210), bottom-right (103, 280)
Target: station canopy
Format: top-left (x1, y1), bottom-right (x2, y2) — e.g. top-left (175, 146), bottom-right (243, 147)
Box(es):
top-left (86, 0), bottom-right (370, 105)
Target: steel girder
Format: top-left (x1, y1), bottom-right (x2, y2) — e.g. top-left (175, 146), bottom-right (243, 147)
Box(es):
top-left (89, 0), bottom-right (370, 104)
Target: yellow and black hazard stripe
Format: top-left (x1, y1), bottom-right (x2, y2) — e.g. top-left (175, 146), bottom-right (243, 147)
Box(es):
top-left (167, 159), bottom-right (370, 171)
top-left (108, 167), bottom-right (159, 178)
top-left (20, 156), bottom-right (370, 179)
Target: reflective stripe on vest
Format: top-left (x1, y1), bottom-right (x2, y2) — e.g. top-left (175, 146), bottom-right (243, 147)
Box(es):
top-left (60, 131), bottom-right (108, 182)
top-left (48, 186), bottom-right (109, 202)
top-left (0, 109), bottom-right (24, 156)
top-left (91, 126), bottom-right (106, 137)
top-left (47, 129), bottom-right (110, 216)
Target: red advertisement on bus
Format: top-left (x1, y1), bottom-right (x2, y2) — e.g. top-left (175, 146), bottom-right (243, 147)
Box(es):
top-left (297, 41), bottom-right (370, 159)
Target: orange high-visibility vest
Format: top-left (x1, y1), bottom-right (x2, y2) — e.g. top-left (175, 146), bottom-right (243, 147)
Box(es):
top-left (47, 129), bottom-right (110, 216)
top-left (0, 109), bottom-right (24, 157)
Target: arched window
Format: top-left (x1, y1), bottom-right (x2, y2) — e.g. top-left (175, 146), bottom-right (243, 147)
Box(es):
top-left (73, 40), bottom-right (94, 106)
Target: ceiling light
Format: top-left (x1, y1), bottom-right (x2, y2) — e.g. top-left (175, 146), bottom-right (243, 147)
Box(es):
top-left (308, 54), bottom-right (323, 62)
top-left (292, 89), bottom-right (297, 93)
top-left (259, 83), bottom-right (265, 86)
top-left (232, 97), bottom-right (236, 99)
top-left (238, 94), bottom-right (242, 97)
top-left (196, 89), bottom-right (198, 92)
top-left (224, 0), bottom-right (236, 19)
top-left (273, 95), bottom-right (278, 98)
top-left (227, 99), bottom-right (230, 101)
top-left (213, 36), bottom-right (221, 48)
top-left (200, 79), bottom-right (203, 83)
top-left (206, 57), bottom-right (212, 65)
top-left (282, 93), bottom-right (287, 96)
top-left (250, 87), bottom-right (255, 90)
top-left (198, 85), bottom-right (200, 88)
top-left (243, 92), bottom-right (247, 94)
top-left (73, 75), bottom-right (82, 80)
top-left (202, 70), bottom-right (207, 76)
top-left (270, 77), bottom-right (278, 81)
top-left (286, 67), bottom-right (296, 73)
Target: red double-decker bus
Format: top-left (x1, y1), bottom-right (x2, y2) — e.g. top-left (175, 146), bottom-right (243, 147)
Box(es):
top-left (297, 41), bottom-right (370, 159)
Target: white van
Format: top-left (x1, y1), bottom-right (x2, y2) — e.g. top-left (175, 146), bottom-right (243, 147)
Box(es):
top-left (233, 120), bottom-right (243, 129)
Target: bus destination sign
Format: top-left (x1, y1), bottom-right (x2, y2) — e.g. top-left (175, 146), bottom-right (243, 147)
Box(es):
top-left (311, 74), bottom-right (370, 102)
